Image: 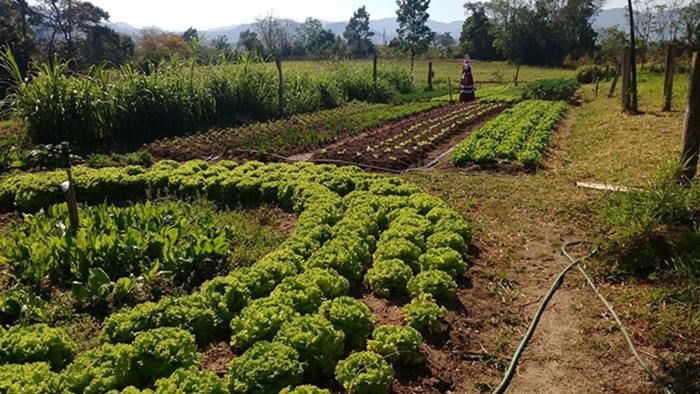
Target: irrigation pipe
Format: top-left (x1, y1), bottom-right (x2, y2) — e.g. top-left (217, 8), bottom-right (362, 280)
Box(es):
top-left (491, 241), bottom-right (673, 394)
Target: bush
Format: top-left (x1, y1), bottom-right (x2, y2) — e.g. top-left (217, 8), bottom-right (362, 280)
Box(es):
top-left (274, 314), bottom-right (345, 376)
top-left (418, 247), bottom-right (467, 277)
top-left (335, 351), bottom-right (394, 394)
top-left (132, 327), bottom-right (198, 385)
top-left (0, 323), bottom-right (76, 370)
top-left (227, 341), bottom-right (304, 394)
top-left (407, 270), bottom-right (457, 299)
top-left (524, 78), bottom-right (579, 101)
top-left (0, 362), bottom-right (64, 394)
top-left (62, 343), bottom-right (137, 394)
top-left (230, 297), bottom-right (299, 351)
top-left (403, 293), bottom-right (448, 333)
top-left (153, 366), bottom-right (226, 394)
top-left (367, 325), bottom-right (423, 365)
top-left (365, 259), bottom-right (414, 297)
top-left (279, 385), bottom-right (331, 394)
top-left (575, 65), bottom-right (616, 84)
top-left (318, 297), bottom-right (374, 349)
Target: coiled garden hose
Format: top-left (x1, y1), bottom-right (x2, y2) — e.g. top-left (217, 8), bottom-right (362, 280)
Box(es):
top-left (492, 241), bottom-right (674, 394)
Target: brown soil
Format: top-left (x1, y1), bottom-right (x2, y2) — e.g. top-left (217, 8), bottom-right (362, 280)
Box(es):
top-left (200, 341), bottom-right (236, 377)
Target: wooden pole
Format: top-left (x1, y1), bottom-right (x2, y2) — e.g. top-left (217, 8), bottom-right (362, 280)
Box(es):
top-left (622, 46), bottom-right (631, 111)
top-left (594, 76), bottom-right (600, 99)
top-left (514, 64), bottom-right (520, 87)
top-left (680, 52), bottom-right (700, 182)
top-left (608, 69), bottom-right (620, 98)
top-left (428, 61), bottom-right (433, 91)
top-left (663, 44), bottom-right (676, 112)
top-left (372, 53), bottom-right (378, 83)
top-left (448, 77), bottom-right (453, 103)
top-left (63, 168), bottom-right (79, 230)
top-left (275, 56), bottom-right (284, 116)
top-left (627, 0), bottom-right (639, 113)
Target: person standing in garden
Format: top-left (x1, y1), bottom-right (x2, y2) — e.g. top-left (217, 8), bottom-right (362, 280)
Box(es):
top-left (459, 55), bottom-right (476, 102)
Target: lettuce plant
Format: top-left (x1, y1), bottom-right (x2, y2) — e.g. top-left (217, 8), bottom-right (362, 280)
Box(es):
top-left (335, 351), bottom-right (393, 394)
top-left (365, 259), bottom-right (414, 298)
top-left (318, 297), bottom-right (374, 349)
top-left (407, 270), bottom-right (457, 299)
top-left (227, 341), bottom-right (304, 394)
top-left (274, 314), bottom-right (345, 376)
top-left (367, 325), bottom-right (423, 365)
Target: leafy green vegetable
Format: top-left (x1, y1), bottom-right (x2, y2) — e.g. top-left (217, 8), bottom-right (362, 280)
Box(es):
top-left (367, 325), bottom-right (423, 365)
top-left (227, 341), bottom-right (304, 394)
top-left (274, 314), bottom-right (345, 376)
top-left (335, 351), bottom-right (393, 394)
top-left (0, 323), bottom-right (76, 370)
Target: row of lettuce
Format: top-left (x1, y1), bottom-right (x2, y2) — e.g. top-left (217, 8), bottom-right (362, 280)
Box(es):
top-left (0, 160), bottom-right (470, 393)
top-left (4, 59), bottom-right (414, 148)
top-left (452, 100), bottom-right (568, 168)
top-left (432, 77), bottom-right (579, 105)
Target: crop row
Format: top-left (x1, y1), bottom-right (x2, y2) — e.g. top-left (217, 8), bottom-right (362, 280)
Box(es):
top-left (431, 84), bottom-right (526, 104)
top-left (452, 100), bottom-right (568, 168)
top-left (144, 100), bottom-right (444, 162)
top-left (0, 160), bottom-right (471, 393)
top-left (316, 102), bottom-right (506, 169)
top-left (4, 59), bottom-right (413, 148)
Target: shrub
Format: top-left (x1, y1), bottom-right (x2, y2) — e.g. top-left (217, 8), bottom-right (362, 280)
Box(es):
top-left (62, 343), bottom-right (137, 394)
top-left (365, 259), bottom-right (414, 297)
top-left (524, 78), bottom-right (579, 101)
top-left (153, 366), bottom-right (226, 394)
top-left (575, 65), bottom-right (616, 84)
top-left (269, 275), bottom-right (324, 314)
top-left (0, 362), bottom-right (64, 394)
top-left (335, 351), bottom-right (394, 394)
top-left (132, 327), bottom-right (198, 385)
top-left (227, 341), bottom-right (304, 394)
top-left (274, 314), bottom-right (345, 376)
top-left (418, 247), bottom-right (468, 277)
top-left (367, 325), bottom-right (423, 365)
top-left (403, 293), bottom-right (448, 333)
top-left (279, 385), bottom-right (331, 394)
top-left (318, 297), bottom-right (374, 349)
top-left (297, 268), bottom-right (350, 299)
top-left (230, 297), bottom-right (299, 351)
top-left (0, 323), bottom-right (76, 370)
top-left (407, 270), bottom-right (457, 299)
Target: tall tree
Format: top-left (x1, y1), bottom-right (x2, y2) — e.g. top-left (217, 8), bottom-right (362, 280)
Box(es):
top-left (343, 6), bottom-right (374, 58)
top-left (396, 0), bottom-right (435, 73)
top-left (181, 27), bottom-right (199, 45)
top-left (295, 18), bottom-right (341, 58)
top-left (631, 0), bottom-right (655, 66)
top-left (237, 29), bottom-right (265, 55)
top-left (255, 12), bottom-right (285, 56)
top-left (680, 1), bottom-right (700, 50)
top-left (460, 2), bottom-right (499, 60)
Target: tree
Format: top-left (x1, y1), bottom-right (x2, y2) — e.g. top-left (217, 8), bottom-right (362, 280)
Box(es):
top-left (83, 25), bottom-right (134, 66)
top-left (396, 0), bottom-right (435, 73)
top-left (255, 12), bottom-right (286, 56)
top-left (630, 0), bottom-right (655, 66)
top-left (137, 30), bottom-right (190, 66)
top-left (295, 18), bottom-right (341, 58)
top-left (460, 2), bottom-right (499, 60)
top-left (680, 1), bottom-right (700, 50)
top-left (237, 29), bottom-right (265, 55)
top-left (597, 26), bottom-right (628, 68)
top-left (181, 27), bottom-right (199, 45)
top-left (344, 6), bottom-right (374, 58)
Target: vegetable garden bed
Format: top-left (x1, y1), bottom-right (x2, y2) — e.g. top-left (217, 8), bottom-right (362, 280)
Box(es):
top-left (314, 102), bottom-right (506, 170)
top-left (452, 100), bottom-right (567, 168)
top-left (144, 101), bottom-right (444, 163)
top-left (0, 160), bottom-right (476, 393)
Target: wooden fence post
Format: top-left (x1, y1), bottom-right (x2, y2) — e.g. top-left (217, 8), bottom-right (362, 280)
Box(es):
top-left (594, 76), bottom-right (600, 99)
top-left (663, 43), bottom-right (676, 112)
top-left (275, 56), bottom-right (284, 116)
top-left (62, 168), bottom-right (79, 230)
top-left (372, 53), bottom-right (378, 83)
top-left (448, 77), bottom-right (453, 103)
top-left (621, 46), bottom-right (631, 111)
top-left (681, 52), bottom-right (700, 182)
top-left (428, 61), bottom-right (433, 91)
top-left (514, 64), bottom-right (520, 87)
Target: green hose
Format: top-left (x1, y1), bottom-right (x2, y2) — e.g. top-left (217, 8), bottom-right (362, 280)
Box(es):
top-left (491, 241), bottom-right (674, 394)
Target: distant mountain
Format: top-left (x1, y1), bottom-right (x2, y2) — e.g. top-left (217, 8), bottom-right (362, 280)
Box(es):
top-left (108, 8), bottom-right (634, 46)
top-left (107, 17), bottom-right (463, 45)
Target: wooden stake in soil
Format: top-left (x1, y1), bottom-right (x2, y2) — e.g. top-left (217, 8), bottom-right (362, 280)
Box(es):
top-left (372, 53), bottom-right (378, 83)
top-left (428, 61), bottom-right (433, 91)
top-left (594, 76), bottom-right (600, 99)
top-left (447, 77), bottom-right (454, 103)
top-left (621, 46), bottom-right (631, 111)
top-left (663, 44), bottom-right (676, 112)
top-left (514, 64), bottom-right (520, 87)
top-left (680, 52), bottom-right (700, 182)
top-left (63, 168), bottom-right (79, 230)
top-left (275, 57), bottom-right (285, 116)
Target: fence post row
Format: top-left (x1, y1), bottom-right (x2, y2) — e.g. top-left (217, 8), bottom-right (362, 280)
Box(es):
top-left (621, 46), bottom-right (631, 112)
top-left (680, 52), bottom-right (700, 182)
top-left (663, 43), bottom-right (676, 112)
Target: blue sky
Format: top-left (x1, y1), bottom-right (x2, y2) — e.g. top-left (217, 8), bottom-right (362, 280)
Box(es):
top-left (82, 0), bottom-right (629, 30)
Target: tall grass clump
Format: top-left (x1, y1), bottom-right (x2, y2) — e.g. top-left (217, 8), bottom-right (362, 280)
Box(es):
top-left (2, 50), bottom-right (413, 148)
